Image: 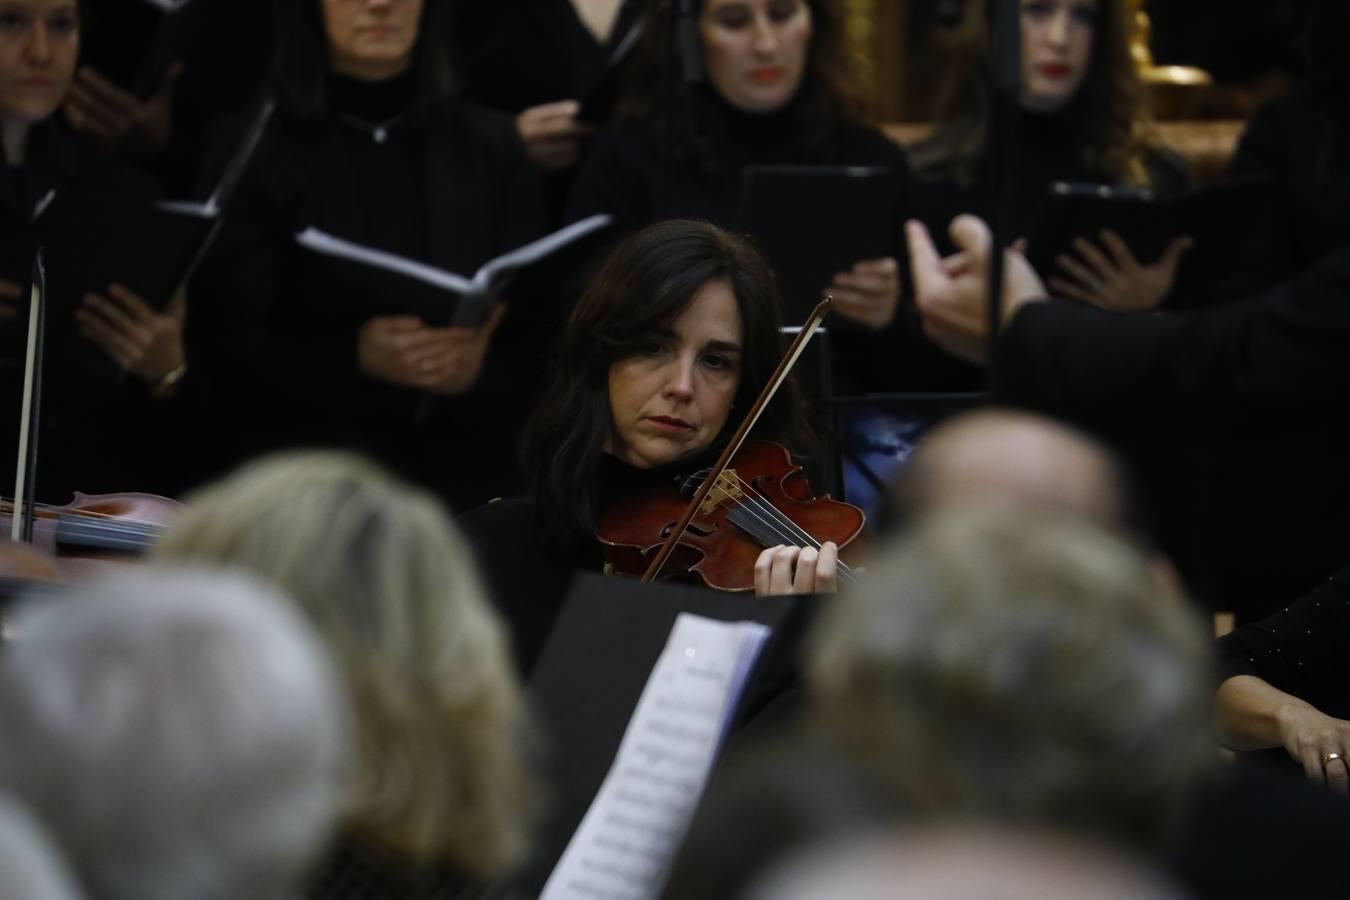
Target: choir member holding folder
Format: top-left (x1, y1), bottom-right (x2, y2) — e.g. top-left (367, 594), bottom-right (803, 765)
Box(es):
top-left (908, 0), bottom-right (1191, 316)
top-left (463, 220), bottom-right (835, 675)
top-left (565, 0), bottom-right (911, 343)
top-left (0, 0), bottom-right (193, 500)
top-left (192, 0), bottom-right (553, 509)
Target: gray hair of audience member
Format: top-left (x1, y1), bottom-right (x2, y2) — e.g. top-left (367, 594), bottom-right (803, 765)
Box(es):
top-left (152, 451), bottom-right (535, 877)
top-left (0, 568), bottom-right (347, 900)
top-left (743, 827), bottom-right (1191, 900)
top-left (0, 793), bottom-right (86, 900)
top-left (883, 408), bottom-right (1138, 539)
top-left (808, 504), bottom-right (1214, 853)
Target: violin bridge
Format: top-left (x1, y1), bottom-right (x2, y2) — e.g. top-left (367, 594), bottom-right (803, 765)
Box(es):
top-left (701, 470), bottom-right (745, 515)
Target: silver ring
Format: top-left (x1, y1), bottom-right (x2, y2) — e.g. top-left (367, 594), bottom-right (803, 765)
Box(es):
top-left (1322, 752), bottom-right (1343, 767)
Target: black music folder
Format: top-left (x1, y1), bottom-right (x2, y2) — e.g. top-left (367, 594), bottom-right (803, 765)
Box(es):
top-left (519, 573), bottom-right (818, 898)
top-left (1027, 178), bottom-right (1274, 296)
top-left (79, 0), bottom-right (212, 95)
top-left (291, 213), bottom-right (613, 327)
top-left (738, 165), bottom-right (901, 327)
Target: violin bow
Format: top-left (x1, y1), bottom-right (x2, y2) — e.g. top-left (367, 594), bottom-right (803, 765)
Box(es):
top-left (12, 251), bottom-right (46, 544)
top-left (640, 297), bottom-right (832, 583)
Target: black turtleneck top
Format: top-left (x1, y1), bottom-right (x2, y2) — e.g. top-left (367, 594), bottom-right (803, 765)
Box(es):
top-left (566, 96), bottom-right (911, 230)
top-left (190, 78), bottom-right (549, 508)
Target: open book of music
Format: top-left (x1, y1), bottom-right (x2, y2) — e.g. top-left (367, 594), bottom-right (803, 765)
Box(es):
top-left (539, 613), bottom-right (770, 900)
top-left (293, 213), bottom-right (613, 327)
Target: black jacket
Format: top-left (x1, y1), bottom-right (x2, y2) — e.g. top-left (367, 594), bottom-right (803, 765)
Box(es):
top-left (192, 77), bottom-right (550, 509)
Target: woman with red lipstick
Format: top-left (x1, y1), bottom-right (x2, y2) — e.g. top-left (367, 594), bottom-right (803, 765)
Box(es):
top-left (189, 0), bottom-right (551, 510)
top-left (0, 0), bottom-right (193, 501)
top-left (910, 0), bottom-right (1191, 319)
top-left (461, 219), bottom-right (834, 676)
top-left (565, 0), bottom-right (912, 376)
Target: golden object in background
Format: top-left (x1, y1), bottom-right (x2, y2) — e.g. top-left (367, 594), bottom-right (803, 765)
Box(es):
top-left (1129, 0), bottom-right (1211, 87)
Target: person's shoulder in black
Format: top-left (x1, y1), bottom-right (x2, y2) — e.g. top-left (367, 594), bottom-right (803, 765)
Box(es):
top-left (459, 495), bottom-right (588, 677)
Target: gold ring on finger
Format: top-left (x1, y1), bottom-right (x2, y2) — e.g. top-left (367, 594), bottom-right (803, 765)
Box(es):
top-left (1322, 752), bottom-right (1343, 767)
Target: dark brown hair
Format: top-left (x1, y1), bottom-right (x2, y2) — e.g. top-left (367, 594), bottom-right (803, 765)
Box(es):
top-left (617, 0), bottom-right (865, 174)
top-left (270, 0), bottom-right (455, 123)
top-left (522, 219), bottom-right (811, 550)
top-left (910, 0), bottom-right (1152, 186)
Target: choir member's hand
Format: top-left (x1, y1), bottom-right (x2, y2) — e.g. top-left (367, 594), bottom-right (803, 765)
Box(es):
top-left (358, 305), bottom-right (507, 394)
top-left (828, 256), bottom-right (900, 331)
top-left (516, 100), bottom-right (593, 172)
top-left (423, 304), bottom-right (509, 396)
top-left (1050, 230), bottom-right (1192, 312)
top-left (76, 285), bottom-right (187, 383)
top-left (64, 63), bottom-right (183, 156)
top-left (905, 216), bottom-right (1046, 364)
top-left (753, 542), bottom-right (839, 596)
top-left (1276, 704), bottom-right (1350, 794)
top-left (0, 278), bottom-right (19, 321)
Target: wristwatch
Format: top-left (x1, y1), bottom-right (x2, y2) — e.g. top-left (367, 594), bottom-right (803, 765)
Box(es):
top-left (151, 362), bottom-right (189, 398)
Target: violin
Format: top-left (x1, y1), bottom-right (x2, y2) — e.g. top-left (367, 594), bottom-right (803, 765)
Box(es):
top-left (595, 298), bottom-right (864, 592)
top-left (0, 492), bottom-right (179, 581)
top-left (597, 440), bottom-right (863, 591)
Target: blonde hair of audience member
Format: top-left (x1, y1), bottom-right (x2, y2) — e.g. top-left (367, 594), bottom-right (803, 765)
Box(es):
top-left (0, 569), bottom-right (346, 900)
top-left (808, 504), bottom-right (1214, 853)
top-left (744, 826), bottom-right (1189, 900)
top-left (152, 451), bottom-right (535, 878)
top-left (0, 794), bottom-right (86, 900)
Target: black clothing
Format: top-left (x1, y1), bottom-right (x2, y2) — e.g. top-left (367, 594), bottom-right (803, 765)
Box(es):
top-left (1216, 562), bottom-right (1350, 720)
top-left (191, 79), bottom-right (549, 509)
top-left (995, 241), bottom-right (1350, 440)
top-left (0, 119), bottom-right (188, 501)
top-left (303, 835), bottom-right (479, 900)
top-left (566, 102), bottom-right (916, 394)
top-left (567, 103), bottom-right (912, 231)
top-left (456, 0), bottom-right (641, 117)
top-left (80, 0), bottom-right (272, 196)
top-left (460, 451), bottom-right (709, 674)
top-left (1189, 91), bottom-right (1350, 620)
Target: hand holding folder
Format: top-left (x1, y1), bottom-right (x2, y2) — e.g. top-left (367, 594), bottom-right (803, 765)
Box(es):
top-left (357, 304), bottom-right (507, 395)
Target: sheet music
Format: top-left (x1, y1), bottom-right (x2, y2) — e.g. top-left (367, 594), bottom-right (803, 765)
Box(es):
top-left (294, 213), bottom-right (611, 298)
top-left (540, 613), bottom-right (770, 900)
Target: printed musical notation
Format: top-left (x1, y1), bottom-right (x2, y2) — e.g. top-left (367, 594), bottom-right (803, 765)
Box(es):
top-left (539, 613), bottom-right (770, 900)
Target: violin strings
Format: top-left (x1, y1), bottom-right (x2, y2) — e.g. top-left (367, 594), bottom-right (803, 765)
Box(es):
top-left (717, 472), bottom-right (860, 585)
top-left (1, 499), bottom-right (164, 529)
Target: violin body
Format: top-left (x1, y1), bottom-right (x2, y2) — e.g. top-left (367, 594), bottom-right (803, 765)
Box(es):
top-left (597, 441), bottom-right (864, 592)
top-left (0, 492), bottom-right (180, 581)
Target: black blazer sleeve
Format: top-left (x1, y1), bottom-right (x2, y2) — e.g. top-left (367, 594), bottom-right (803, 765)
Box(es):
top-left (994, 241), bottom-right (1350, 441)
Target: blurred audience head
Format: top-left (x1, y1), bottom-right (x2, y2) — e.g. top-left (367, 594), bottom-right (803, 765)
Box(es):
top-left (0, 793), bottom-right (86, 900)
top-left (620, 0), bottom-right (861, 170)
top-left (153, 451), bottom-right (535, 879)
top-left (0, 0), bottom-right (80, 126)
top-left (523, 218), bottom-right (807, 549)
top-left (808, 504), bottom-right (1213, 854)
top-left (913, 0), bottom-right (1147, 185)
top-left (743, 826), bottom-right (1190, 900)
top-left (0, 568), bottom-right (346, 900)
top-left (271, 0), bottom-right (452, 121)
top-left (884, 408), bottom-right (1138, 539)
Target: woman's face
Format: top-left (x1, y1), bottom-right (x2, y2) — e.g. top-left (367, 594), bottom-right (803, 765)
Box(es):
top-left (1019, 0), bottom-right (1097, 114)
top-left (607, 279), bottom-right (745, 469)
top-left (700, 0), bottom-right (813, 115)
top-left (0, 0), bottom-right (77, 125)
top-left (321, 0), bottom-right (424, 81)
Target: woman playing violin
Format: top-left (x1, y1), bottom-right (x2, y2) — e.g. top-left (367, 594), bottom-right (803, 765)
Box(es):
top-left (461, 219), bottom-right (843, 675)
